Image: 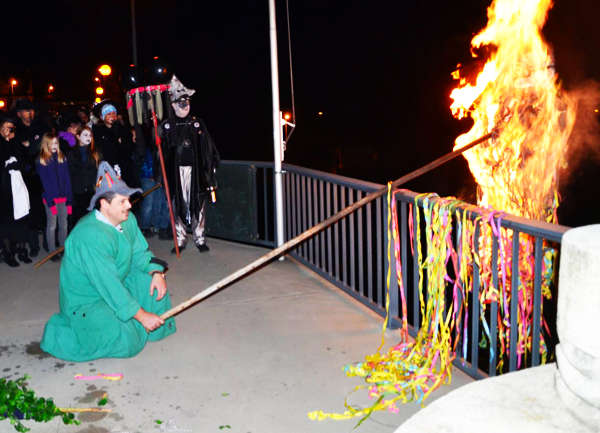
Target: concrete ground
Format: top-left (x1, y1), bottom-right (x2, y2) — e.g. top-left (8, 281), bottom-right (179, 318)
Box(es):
top-left (0, 236), bottom-right (472, 433)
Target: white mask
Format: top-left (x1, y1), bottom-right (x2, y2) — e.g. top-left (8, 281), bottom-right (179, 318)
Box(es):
top-left (172, 100), bottom-right (190, 118)
top-left (79, 130), bottom-right (92, 146)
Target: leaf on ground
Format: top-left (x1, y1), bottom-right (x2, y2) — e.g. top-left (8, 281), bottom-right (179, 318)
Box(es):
top-left (97, 397), bottom-right (108, 406)
top-left (219, 425), bottom-right (231, 430)
top-left (221, 393), bottom-right (230, 397)
top-left (155, 419), bottom-right (163, 424)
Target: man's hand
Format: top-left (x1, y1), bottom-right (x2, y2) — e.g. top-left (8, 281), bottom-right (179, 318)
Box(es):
top-left (134, 308), bottom-right (164, 332)
top-left (150, 272), bottom-right (167, 301)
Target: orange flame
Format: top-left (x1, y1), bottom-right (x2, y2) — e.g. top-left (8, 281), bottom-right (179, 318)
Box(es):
top-left (450, 0), bottom-right (576, 222)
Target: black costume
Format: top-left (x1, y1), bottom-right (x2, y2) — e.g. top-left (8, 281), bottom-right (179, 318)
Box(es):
top-left (92, 123), bottom-right (140, 188)
top-left (160, 115), bottom-right (219, 248)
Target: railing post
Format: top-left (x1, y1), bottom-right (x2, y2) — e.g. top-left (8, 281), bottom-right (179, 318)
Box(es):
top-left (384, 193), bottom-right (399, 329)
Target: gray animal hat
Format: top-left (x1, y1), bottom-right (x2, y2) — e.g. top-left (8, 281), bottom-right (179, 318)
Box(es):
top-left (88, 161), bottom-right (142, 211)
top-left (168, 75), bottom-right (195, 102)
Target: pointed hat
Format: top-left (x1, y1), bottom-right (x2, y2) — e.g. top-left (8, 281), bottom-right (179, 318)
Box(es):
top-left (168, 75), bottom-right (195, 102)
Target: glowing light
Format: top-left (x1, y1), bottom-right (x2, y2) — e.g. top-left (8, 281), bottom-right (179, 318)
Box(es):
top-left (48, 85), bottom-right (54, 93)
top-left (98, 64), bottom-right (112, 76)
top-left (283, 112), bottom-right (291, 120)
top-left (0, 100), bottom-right (5, 109)
top-left (94, 77), bottom-right (100, 82)
top-left (10, 79), bottom-right (17, 86)
top-left (317, 111), bottom-right (323, 116)
top-left (95, 87), bottom-right (104, 95)
top-left (94, 97), bottom-right (101, 104)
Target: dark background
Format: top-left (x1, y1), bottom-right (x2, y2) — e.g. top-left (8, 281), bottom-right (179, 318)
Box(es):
top-left (2, 0), bottom-right (599, 226)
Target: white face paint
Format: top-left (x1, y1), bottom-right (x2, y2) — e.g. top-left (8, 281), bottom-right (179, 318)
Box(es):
top-left (172, 100), bottom-right (191, 118)
top-left (78, 129), bottom-right (92, 146)
top-left (50, 138), bottom-right (59, 153)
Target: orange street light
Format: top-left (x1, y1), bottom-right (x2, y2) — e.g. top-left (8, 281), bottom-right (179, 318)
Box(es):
top-left (283, 112), bottom-right (291, 121)
top-left (10, 79), bottom-right (17, 95)
top-left (95, 86), bottom-right (104, 95)
top-left (94, 97), bottom-right (101, 104)
top-left (98, 64), bottom-right (112, 76)
top-left (94, 77), bottom-right (100, 82)
top-left (0, 100), bottom-right (5, 109)
top-left (48, 84), bottom-right (54, 93)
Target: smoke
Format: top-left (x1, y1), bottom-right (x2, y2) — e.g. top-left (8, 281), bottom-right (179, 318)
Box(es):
top-left (562, 80), bottom-right (600, 183)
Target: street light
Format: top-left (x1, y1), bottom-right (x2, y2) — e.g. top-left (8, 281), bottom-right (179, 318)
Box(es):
top-left (48, 84), bottom-right (54, 93)
top-left (98, 64), bottom-right (112, 76)
top-left (95, 87), bottom-right (104, 96)
top-left (10, 79), bottom-right (17, 95)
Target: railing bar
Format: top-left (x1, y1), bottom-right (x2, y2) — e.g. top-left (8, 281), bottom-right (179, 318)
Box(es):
top-left (358, 190), bottom-right (364, 296)
top-left (326, 182), bottom-right (332, 277)
top-left (296, 174), bottom-right (302, 256)
top-left (307, 175), bottom-right (314, 264)
top-left (341, 186), bottom-right (347, 286)
top-left (471, 221), bottom-right (481, 376)
top-left (412, 204), bottom-right (420, 331)
top-left (376, 197), bottom-right (383, 307)
top-left (319, 180), bottom-right (325, 271)
top-left (509, 229), bottom-right (520, 371)
top-left (284, 171), bottom-right (290, 241)
top-left (333, 184), bottom-right (340, 281)
top-left (302, 176), bottom-right (308, 259)
top-left (489, 227), bottom-right (499, 377)
top-left (366, 199), bottom-right (373, 302)
top-left (313, 178), bottom-right (320, 267)
top-left (400, 200), bottom-right (408, 326)
top-left (454, 212), bottom-right (463, 358)
top-left (291, 173), bottom-right (297, 249)
top-left (349, 189), bottom-right (356, 291)
top-left (532, 236), bottom-right (543, 367)
top-left (263, 168), bottom-right (269, 242)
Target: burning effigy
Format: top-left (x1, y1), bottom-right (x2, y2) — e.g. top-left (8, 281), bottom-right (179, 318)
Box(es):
top-left (310, 0), bottom-right (577, 422)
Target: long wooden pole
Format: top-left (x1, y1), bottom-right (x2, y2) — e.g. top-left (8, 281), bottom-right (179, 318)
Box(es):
top-left (34, 182), bottom-right (162, 269)
top-left (160, 132), bottom-right (493, 320)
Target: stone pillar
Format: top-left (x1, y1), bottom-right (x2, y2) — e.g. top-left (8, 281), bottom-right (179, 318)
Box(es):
top-left (555, 224), bottom-right (600, 427)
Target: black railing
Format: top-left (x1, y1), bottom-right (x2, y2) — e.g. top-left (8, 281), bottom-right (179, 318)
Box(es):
top-left (214, 161), bottom-right (569, 379)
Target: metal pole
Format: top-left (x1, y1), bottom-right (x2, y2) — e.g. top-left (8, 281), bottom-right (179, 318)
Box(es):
top-left (130, 0), bottom-right (138, 66)
top-left (269, 0), bottom-right (285, 248)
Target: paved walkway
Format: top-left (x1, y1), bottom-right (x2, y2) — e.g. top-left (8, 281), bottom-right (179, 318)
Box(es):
top-left (0, 236), bottom-right (472, 433)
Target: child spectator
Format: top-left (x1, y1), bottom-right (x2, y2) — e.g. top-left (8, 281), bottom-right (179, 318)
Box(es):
top-left (67, 125), bottom-right (100, 226)
top-left (36, 133), bottom-right (72, 261)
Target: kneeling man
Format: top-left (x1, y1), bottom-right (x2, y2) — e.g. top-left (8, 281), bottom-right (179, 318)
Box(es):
top-left (41, 161), bottom-right (176, 362)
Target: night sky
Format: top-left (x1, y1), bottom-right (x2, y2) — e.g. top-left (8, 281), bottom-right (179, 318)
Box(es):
top-left (3, 0), bottom-right (599, 225)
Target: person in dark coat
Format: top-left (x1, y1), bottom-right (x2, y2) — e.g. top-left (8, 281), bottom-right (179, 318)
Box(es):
top-left (92, 103), bottom-right (139, 189)
top-left (0, 117), bottom-right (32, 266)
top-left (13, 98), bottom-right (48, 256)
top-left (160, 75), bottom-right (220, 253)
top-left (67, 125), bottom-right (101, 226)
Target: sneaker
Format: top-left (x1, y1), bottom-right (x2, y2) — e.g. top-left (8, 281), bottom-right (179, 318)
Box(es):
top-left (196, 243), bottom-right (209, 253)
top-left (2, 251), bottom-right (19, 267)
top-left (171, 245), bottom-right (186, 254)
top-left (17, 251), bottom-right (32, 264)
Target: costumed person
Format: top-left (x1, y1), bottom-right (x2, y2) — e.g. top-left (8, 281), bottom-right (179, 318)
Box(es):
top-left (67, 125), bottom-right (101, 226)
top-left (40, 161), bottom-right (176, 362)
top-left (36, 133), bottom-right (73, 261)
top-left (160, 75), bottom-right (220, 253)
top-left (0, 116), bottom-right (31, 267)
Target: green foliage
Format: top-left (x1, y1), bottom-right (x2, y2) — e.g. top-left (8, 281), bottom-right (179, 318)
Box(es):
top-left (155, 419), bottom-right (163, 424)
top-left (0, 375), bottom-right (80, 432)
top-left (218, 425), bottom-right (231, 430)
top-left (97, 397), bottom-right (108, 406)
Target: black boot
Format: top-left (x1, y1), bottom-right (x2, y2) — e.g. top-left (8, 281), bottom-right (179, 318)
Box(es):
top-left (2, 249), bottom-right (20, 267)
top-left (17, 248), bottom-right (32, 264)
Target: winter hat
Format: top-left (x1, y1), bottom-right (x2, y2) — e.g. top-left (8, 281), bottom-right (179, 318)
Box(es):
top-left (101, 104), bottom-right (117, 119)
top-left (168, 75), bottom-right (195, 102)
top-left (88, 161), bottom-right (142, 211)
top-left (14, 98), bottom-right (33, 112)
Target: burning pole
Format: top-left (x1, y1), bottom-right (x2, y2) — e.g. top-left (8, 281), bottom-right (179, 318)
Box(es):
top-left (160, 132), bottom-right (494, 320)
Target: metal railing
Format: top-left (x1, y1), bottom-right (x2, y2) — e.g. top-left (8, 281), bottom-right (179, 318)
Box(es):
top-left (216, 160), bottom-right (569, 379)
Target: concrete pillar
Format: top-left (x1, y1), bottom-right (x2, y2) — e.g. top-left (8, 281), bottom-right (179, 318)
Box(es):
top-left (555, 224), bottom-right (600, 426)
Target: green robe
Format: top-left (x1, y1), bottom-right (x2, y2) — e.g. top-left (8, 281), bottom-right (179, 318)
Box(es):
top-left (40, 211), bottom-right (176, 362)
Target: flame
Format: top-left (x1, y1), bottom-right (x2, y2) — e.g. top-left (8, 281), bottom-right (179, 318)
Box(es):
top-left (450, 0), bottom-right (576, 222)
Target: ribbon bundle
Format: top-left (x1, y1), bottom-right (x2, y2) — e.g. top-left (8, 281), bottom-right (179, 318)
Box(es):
top-left (309, 186), bottom-right (555, 421)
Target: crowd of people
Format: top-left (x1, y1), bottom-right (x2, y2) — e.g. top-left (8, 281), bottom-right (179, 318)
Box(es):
top-left (0, 98), bottom-right (172, 268)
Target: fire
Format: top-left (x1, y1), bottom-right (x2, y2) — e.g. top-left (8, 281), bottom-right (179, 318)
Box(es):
top-left (450, 0), bottom-right (576, 222)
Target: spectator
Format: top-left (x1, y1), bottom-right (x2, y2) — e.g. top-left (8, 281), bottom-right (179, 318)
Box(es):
top-left (58, 117), bottom-right (82, 155)
top-left (136, 127), bottom-right (170, 239)
top-left (76, 105), bottom-right (93, 129)
top-left (68, 125), bottom-right (100, 226)
top-left (92, 102), bottom-right (139, 188)
top-left (36, 133), bottom-right (73, 261)
top-left (0, 117), bottom-right (31, 266)
top-left (13, 98), bottom-right (47, 256)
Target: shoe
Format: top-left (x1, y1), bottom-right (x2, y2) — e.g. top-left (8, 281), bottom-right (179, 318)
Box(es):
top-left (171, 245), bottom-right (186, 254)
top-left (2, 250), bottom-right (19, 267)
top-left (29, 248), bottom-right (39, 258)
top-left (196, 243), bottom-right (209, 253)
top-left (142, 229), bottom-right (155, 238)
top-left (158, 229), bottom-right (171, 240)
top-left (17, 250), bottom-right (32, 264)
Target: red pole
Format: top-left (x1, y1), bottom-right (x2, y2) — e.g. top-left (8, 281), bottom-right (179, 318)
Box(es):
top-left (152, 110), bottom-right (180, 258)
